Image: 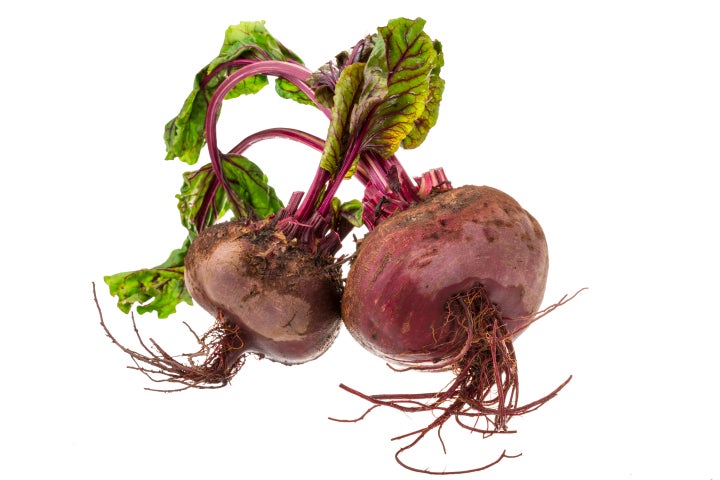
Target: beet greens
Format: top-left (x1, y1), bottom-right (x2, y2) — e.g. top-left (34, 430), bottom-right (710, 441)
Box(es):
top-left (104, 18), bottom-right (443, 318)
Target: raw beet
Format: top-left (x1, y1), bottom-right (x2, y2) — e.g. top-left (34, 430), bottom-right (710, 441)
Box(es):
top-left (98, 219), bottom-right (343, 390)
top-left (340, 184), bottom-right (571, 474)
top-left (343, 185), bottom-right (549, 365)
top-left (184, 220), bottom-right (343, 368)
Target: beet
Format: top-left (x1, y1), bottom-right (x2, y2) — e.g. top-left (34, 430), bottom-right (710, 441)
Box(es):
top-left (98, 219), bottom-right (343, 390)
top-left (340, 184), bottom-right (572, 473)
top-left (343, 185), bottom-right (548, 363)
top-left (184, 220), bottom-right (343, 368)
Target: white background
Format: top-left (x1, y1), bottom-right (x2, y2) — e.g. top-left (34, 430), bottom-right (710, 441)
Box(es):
top-left (2, 1), bottom-right (719, 478)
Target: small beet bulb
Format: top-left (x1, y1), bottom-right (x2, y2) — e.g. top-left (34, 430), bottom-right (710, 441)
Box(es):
top-left (184, 220), bottom-right (343, 370)
top-left (99, 219), bottom-right (343, 391)
top-left (341, 185), bottom-right (573, 473)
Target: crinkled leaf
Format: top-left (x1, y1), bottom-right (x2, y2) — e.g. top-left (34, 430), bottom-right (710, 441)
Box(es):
top-left (177, 157), bottom-right (282, 237)
top-left (309, 62), bottom-right (340, 109)
top-left (358, 17), bottom-right (439, 158)
top-left (103, 238), bottom-right (192, 318)
top-left (163, 68), bottom-right (268, 166)
top-left (319, 62), bottom-right (365, 176)
top-left (176, 164), bottom-right (231, 238)
top-left (164, 21), bottom-right (307, 165)
top-left (308, 35), bottom-right (376, 109)
top-left (275, 77), bottom-right (313, 105)
top-left (224, 74), bottom-right (269, 101)
top-left (402, 39), bottom-right (445, 149)
top-left (211, 21), bottom-right (303, 71)
top-left (222, 154), bottom-right (283, 219)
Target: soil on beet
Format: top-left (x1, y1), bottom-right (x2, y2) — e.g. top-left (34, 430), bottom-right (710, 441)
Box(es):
top-left (96, 219), bottom-right (344, 391)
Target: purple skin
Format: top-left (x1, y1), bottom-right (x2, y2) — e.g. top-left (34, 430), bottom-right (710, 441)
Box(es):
top-left (184, 220), bottom-right (343, 367)
top-left (342, 185), bottom-right (549, 366)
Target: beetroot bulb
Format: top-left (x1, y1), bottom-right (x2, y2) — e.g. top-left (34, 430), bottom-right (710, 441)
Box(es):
top-left (343, 185), bottom-right (549, 363)
top-left (179, 218), bottom-right (343, 384)
top-left (184, 220), bottom-right (342, 368)
top-left (338, 181), bottom-right (578, 473)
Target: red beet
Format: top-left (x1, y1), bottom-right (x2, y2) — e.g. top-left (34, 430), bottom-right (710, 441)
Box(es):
top-left (340, 185), bottom-right (572, 473)
top-left (98, 219), bottom-right (343, 390)
top-left (184, 220), bottom-right (343, 368)
top-left (344, 185), bottom-right (548, 362)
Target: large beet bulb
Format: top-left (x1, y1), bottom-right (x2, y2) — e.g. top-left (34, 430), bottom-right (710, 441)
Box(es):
top-left (341, 185), bottom-right (571, 473)
top-left (343, 185), bottom-right (548, 364)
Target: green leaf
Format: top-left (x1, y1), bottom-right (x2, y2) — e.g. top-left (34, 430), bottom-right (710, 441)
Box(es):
top-left (157, 237), bottom-right (192, 269)
top-left (337, 198), bottom-right (364, 227)
top-left (224, 74), bottom-right (269, 101)
top-left (177, 164), bottom-right (230, 237)
top-left (210, 21), bottom-right (303, 71)
top-left (163, 69), bottom-right (268, 166)
top-left (275, 77), bottom-right (314, 105)
top-left (319, 62), bottom-right (365, 176)
top-left (164, 21), bottom-right (307, 165)
top-left (222, 154), bottom-right (284, 219)
top-left (104, 239), bottom-right (192, 318)
top-left (163, 85), bottom-right (213, 165)
top-left (177, 157), bottom-right (282, 236)
top-left (402, 39), bottom-right (445, 149)
top-left (359, 17), bottom-right (439, 158)
top-left (308, 35), bottom-right (376, 109)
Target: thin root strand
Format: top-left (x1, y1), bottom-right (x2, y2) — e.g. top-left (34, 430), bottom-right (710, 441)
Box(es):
top-left (92, 282), bottom-right (247, 391)
top-left (333, 286), bottom-right (580, 474)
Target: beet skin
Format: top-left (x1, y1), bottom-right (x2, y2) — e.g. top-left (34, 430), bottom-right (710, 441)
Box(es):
top-left (185, 220), bottom-right (343, 366)
top-left (342, 184), bottom-right (549, 366)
